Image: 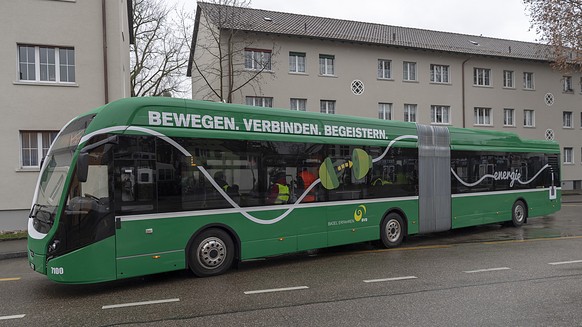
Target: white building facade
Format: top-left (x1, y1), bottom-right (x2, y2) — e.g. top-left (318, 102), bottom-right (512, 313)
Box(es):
top-left (0, 0), bottom-right (132, 230)
top-left (189, 3), bottom-right (582, 191)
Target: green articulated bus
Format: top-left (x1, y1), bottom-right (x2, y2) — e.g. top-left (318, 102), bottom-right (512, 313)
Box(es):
top-left (28, 97), bottom-right (561, 283)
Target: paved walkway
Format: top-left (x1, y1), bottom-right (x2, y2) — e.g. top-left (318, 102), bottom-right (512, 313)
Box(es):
top-left (1, 193), bottom-right (581, 261)
top-left (0, 238), bottom-right (27, 260)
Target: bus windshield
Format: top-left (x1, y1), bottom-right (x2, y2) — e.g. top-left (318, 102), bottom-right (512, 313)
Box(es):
top-left (30, 114), bottom-right (95, 234)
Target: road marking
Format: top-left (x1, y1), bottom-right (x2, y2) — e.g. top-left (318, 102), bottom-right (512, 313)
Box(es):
top-left (0, 277), bottom-right (21, 282)
top-left (0, 314), bottom-right (25, 321)
top-left (244, 286), bottom-right (309, 295)
top-left (548, 259), bottom-right (582, 266)
top-left (362, 244), bottom-right (452, 254)
top-left (363, 276), bottom-right (418, 283)
top-left (482, 235), bottom-right (582, 245)
top-left (102, 298), bottom-right (180, 309)
top-left (463, 267), bottom-right (511, 274)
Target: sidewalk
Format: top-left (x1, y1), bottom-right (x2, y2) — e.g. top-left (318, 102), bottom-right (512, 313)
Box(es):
top-left (1, 193), bottom-right (581, 261)
top-left (0, 238), bottom-right (27, 260)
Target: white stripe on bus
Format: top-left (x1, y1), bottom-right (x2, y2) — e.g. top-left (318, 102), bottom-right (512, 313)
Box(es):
top-left (118, 195), bottom-right (419, 222)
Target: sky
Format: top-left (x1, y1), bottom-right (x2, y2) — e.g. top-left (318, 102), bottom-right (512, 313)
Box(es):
top-left (170, 0), bottom-right (539, 43)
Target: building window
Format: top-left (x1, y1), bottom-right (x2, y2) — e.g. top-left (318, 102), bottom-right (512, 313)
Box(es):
top-left (289, 52), bottom-right (306, 73)
top-left (403, 62), bottom-right (417, 81)
top-left (523, 72), bottom-right (534, 89)
top-left (563, 76), bottom-right (573, 92)
top-left (245, 96), bottom-right (273, 107)
top-left (430, 105), bottom-right (450, 124)
top-left (377, 59), bottom-right (391, 79)
top-left (319, 55), bottom-right (335, 76)
top-left (378, 103), bottom-right (392, 120)
top-left (18, 45), bottom-right (75, 83)
top-left (474, 107), bottom-right (492, 125)
top-left (563, 111), bottom-right (573, 128)
top-left (503, 70), bottom-right (514, 88)
top-left (244, 48), bottom-right (272, 71)
top-left (404, 104), bottom-right (417, 122)
top-left (564, 147), bottom-right (573, 164)
top-left (503, 108), bottom-right (515, 126)
top-left (290, 98), bottom-right (307, 111)
top-left (524, 109), bottom-right (535, 127)
top-left (430, 64), bottom-right (449, 83)
top-left (473, 68), bottom-right (491, 86)
top-left (320, 100), bottom-right (335, 114)
top-left (20, 131), bottom-right (58, 168)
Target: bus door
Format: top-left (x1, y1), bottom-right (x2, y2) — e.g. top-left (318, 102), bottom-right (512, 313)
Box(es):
top-left (416, 124), bottom-right (451, 233)
top-left (112, 137), bottom-right (159, 278)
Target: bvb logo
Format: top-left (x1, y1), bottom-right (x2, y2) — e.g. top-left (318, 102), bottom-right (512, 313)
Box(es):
top-left (354, 205), bottom-right (367, 222)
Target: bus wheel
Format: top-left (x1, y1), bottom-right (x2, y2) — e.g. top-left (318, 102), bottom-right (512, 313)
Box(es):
top-left (380, 213), bottom-right (405, 248)
top-left (511, 200), bottom-right (527, 227)
top-left (189, 229), bottom-right (234, 277)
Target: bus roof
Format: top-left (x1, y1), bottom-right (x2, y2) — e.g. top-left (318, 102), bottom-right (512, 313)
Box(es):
top-left (81, 97), bottom-right (559, 153)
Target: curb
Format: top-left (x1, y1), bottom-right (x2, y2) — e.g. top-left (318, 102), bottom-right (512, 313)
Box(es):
top-left (0, 252), bottom-right (27, 260)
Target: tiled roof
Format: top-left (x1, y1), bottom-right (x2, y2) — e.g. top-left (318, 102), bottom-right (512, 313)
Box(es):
top-left (198, 2), bottom-right (552, 62)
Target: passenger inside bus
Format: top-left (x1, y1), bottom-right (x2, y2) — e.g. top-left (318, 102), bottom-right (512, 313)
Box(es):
top-left (267, 171), bottom-right (290, 204)
top-left (296, 168), bottom-right (317, 202)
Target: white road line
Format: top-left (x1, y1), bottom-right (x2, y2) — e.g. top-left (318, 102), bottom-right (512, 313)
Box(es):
top-left (363, 276), bottom-right (418, 283)
top-left (244, 286), bottom-right (309, 295)
top-left (0, 314), bottom-right (26, 321)
top-left (548, 259), bottom-right (582, 266)
top-left (102, 298), bottom-right (180, 310)
top-left (463, 267), bottom-right (511, 274)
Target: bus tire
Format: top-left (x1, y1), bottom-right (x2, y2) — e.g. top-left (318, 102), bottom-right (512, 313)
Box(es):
top-left (511, 200), bottom-right (527, 227)
top-left (188, 228), bottom-right (234, 277)
top-left (380, 212), bottom-right (405, 248)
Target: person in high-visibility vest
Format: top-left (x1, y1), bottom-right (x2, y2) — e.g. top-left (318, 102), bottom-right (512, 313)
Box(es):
top-left (214, 171), bottom-right (231, 192)
top-left (297, 168), bottom-right (317, 202)
top-left (213, 171), bottom-right (240, 205)
top-left (268, 172), bottom-right (290, 204)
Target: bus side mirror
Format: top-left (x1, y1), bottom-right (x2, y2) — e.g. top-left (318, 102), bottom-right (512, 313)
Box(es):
top-left (77, 152), bottom-right (89, 183)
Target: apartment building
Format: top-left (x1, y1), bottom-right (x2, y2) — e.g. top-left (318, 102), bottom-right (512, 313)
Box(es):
top-left (188, 2), bottom-right (582, 191)
top-left (0, 0), bottom-right (132, 229)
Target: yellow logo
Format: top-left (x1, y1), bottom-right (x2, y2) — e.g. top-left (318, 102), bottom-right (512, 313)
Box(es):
top-left (354, 205), bottom-right (367, 222)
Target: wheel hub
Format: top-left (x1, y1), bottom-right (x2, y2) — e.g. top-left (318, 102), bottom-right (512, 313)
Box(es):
top-left (197, 237), bottom-right (226, 270)
top-left (386, 219), bottom-right (401, 242)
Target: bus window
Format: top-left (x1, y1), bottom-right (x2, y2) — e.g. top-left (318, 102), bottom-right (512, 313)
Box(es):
top-left (114, 136), bottom-right (156, 215)
top-left (56, 136), bottom-right (114, 255)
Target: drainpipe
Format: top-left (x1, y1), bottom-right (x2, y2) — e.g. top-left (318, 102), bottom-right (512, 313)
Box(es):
top-left (461, 57), bottom-right (471, 128)
top-left (102, 0), bottom-right (109, 103)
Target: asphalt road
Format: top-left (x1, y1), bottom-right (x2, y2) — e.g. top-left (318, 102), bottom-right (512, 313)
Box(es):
top-left (1, 201), bottom-right (582, 326)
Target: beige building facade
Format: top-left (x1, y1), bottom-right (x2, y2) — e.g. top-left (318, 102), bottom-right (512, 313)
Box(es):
top-left (0, 0), bottom-right (132, 230)
top-left (189, 3), bottom-right (582, 191)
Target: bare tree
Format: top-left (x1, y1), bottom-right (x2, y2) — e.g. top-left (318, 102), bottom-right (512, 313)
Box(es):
top-left (131, 0), bottom-right (193, 97)
top-left (188, 0), bottom-right (278, 103)
top-left (524, 0), bottom-right (582, 72)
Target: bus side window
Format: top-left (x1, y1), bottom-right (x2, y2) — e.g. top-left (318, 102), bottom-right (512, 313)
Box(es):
top-left (114, 136), bottom-right (156, 215)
